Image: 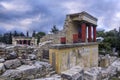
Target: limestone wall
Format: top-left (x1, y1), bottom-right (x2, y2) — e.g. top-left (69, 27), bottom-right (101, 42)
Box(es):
top-left (63, 16), bottom-right (81, 43)
top-left (12, 37), bottom-right (37, 46)
top-left (49, 43), bottom-right (98, 73)
top-left (40, 31), bottom-right (65, 44)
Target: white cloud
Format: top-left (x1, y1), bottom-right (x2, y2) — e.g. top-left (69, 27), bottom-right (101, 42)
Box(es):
top-left (0, 23), bottom-right (14, 31)
top-left (0, 0), bottom-right (120, 33)
top-left (61, 1), bottom-right (90, 14)
top-left (0, 1), bottom-right (31, 12)
top-left (62, 2), bottom-right (82, 13)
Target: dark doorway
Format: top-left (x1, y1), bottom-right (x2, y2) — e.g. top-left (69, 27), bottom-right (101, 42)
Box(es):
top-left (20, 40), bottom-right (22, 44)
top-left (24, 40), bottom-right (26, 44)
top-left (42, 50), bottom-right (49, 59)
top-left (28, 40), bottom-right (31, 45)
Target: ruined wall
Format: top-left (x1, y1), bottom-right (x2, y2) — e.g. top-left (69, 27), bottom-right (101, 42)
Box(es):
top-left (63, 15), bottom-right (79, 43)
top-left (49, 43), bottom-right (98, 73)
top-left (12, 37), bottom-right (37, 46)
top-left (12, 37), bottom-right (17, 45)
top-left (40, 31), bottom-right (65, 44)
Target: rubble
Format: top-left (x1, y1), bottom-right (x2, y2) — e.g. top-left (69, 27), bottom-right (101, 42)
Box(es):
top-left (61, 66), bottom-right (84, 80)
top-left (34, 74), bottom-right (61, 80)
top-left (0, 63), bottom-right (5, 74)
top-left (0, 44), bottom-right (53, 79)
top-left (0, 58), bottom-right (5, 63)
top-left (34, 61), bottom-right (51, 75)
top-left (6, 51), bottom-right (18, 60)
top-left (4, 59), bottom-right (21, 69)
top-left (0, 44), bottom-right (119, 80)
top-left (2, 69), bottom-right (22, 79)
top-left (111, 59), bottom-right (120, 71)
top-left (17, 65), bottom-right (38, 78)
top-left (84, 67), bottom-right (102, 80)
top-left (28, 54), bottom-right (37, 60)
top-left (2, 63), bottom-right (51, 79)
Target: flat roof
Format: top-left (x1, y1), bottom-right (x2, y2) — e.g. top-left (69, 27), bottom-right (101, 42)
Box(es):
top-left (67, 11), bottom-right (98, 21)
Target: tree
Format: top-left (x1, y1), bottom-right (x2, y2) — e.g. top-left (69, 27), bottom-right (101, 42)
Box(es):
top-left (98, 28), bottom-right (119, 55)
top-left (0, 34), bottom-right (3, 42)
top-left (50, 25), bottom-right (59, 34)
top-left (9, 32), bottom-right (12, 44)
top-left (32, 30), bottom-right (36, 37)
top-left (26, 31), bottom-right (29, 37)
top-left (116, 36), bottom-right (120, 56)
top-left (97, 30), bottom-right (105, 37)
top-left (3, 33), bottom-right (10, 44)
top-left (35, 32), bottom-right (46, 44)
top-left (20, 32), bottom-right (25, 37)
top-left (13, 31), bottom-right (18, 37)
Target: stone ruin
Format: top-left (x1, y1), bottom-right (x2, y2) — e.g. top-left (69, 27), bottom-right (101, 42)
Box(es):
top-left (0, 11), bottom-right (120, 80)
top-left (0, 45), bottom-right (57, 80)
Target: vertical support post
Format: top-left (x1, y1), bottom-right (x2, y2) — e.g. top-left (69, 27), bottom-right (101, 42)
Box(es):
top-left (22, 40), bottom-right (24, 45)
top-left (88, 25), bottom-right (92, 42)
top-left (26, 40), bottom-right (28, 45)
top-left (18, 40), bottom-right (20, 44)
top-left (17, 40), bottom-right (18, 44)
top-left (19, 40), bottom-right (21, 44)
top-left (93, 26), bottom-right (96, 42)
top-left (81, 23), bottom-right (86, 42)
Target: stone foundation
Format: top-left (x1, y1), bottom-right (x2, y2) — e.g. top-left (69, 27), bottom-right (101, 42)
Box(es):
top-left (49, 42), bottom-right (98, 73)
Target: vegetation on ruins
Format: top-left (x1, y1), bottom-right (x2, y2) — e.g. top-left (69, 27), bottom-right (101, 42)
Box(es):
top-left (97, 28), bottom-right (120, 55)
top-left (32, 30), bottom-right (36, 37)
top-left (0, 31), bottom-right (25, 44)
top-left (35, 32), bottom-right (46, 44)
top-left (50, 25), bottom-right (59, 34)
top-left (0, 30), bottom-right (46, 44)
top-left (26, 31), bottom-right (29, 37)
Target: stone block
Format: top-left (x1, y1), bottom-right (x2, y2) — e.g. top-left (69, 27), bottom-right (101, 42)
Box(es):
top-left (4, 59), bottom-right (21, 69)
top-left (61, 66), bottom-right (84, 80)
top-left (0, 63), bottom-right (5, 74)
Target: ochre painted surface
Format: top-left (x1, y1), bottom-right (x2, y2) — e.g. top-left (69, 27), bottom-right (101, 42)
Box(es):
top-left (49, 44), bottom-right (98, 74)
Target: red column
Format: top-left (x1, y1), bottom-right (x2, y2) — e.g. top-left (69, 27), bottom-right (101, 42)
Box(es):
top-left (88, 26), bottom-right (92, 42)
top-left (19, 40), bottom-right (20, 44)
top-left (22, 40), bottom-right (24, 44)
top-left (73, 34), bottom-right (78, 43)
top-left (93, 26), bottom-right (96, 42)
top-left (81, 23), bottom-right (86, 42)
top-left (19, 40), bottom-right (21, 44)
top-left (26, 40), bottom-right (28, 45)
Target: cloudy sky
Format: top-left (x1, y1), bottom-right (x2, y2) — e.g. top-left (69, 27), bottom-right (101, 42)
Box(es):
top-left (0, 0), bottom-right (120, 34)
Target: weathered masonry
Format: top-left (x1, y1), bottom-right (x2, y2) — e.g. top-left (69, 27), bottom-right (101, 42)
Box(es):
top-left (50, 43), bottom-right (98, 73)
top-left (49, 11), bottom-right (98, 74)
top-left (12, 37), bottom-right (37, 46)
top-left (63, 11), bottom-right (97, 44)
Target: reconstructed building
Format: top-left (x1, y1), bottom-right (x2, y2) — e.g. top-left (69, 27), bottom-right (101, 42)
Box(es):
top-left (49, 11), bottom-right (99, 73)
top-left (12, 37), bottom-right (37, 46)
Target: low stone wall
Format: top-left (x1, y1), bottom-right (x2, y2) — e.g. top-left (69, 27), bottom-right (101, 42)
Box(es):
top-left (49, 42), bottom-right (98, 73)
top-left (40, 31), bottom-right (65, 44)
top-left (0, 45), bottom-right (53, 80)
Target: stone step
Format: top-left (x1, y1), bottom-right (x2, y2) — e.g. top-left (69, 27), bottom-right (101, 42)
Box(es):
top-left (49, 71), bottom-right (56, 76)
top-left (49, 67), bottom-right (54, 72)
top-left (41, 59), bottom-right (49, 62)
